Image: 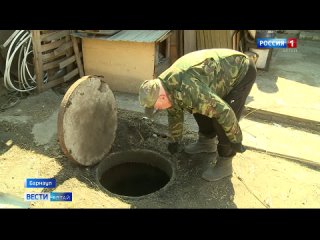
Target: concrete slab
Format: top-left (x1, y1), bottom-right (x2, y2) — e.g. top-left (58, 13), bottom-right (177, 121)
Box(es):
top-left (247, 39), bottom-right (320, 123)
top-left (240, 118), bottom-right (320, 165)
top-left (233, 150), bottom-right (320, 208)
top-left (275, 30), bottom-right (300, 39)
top-left (248, 76), bottom-right (320, 122)
top-left (300, 31), bottom-right (320, 41)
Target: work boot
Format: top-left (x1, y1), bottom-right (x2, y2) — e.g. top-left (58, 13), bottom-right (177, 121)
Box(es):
top-left (217, 144), bottom-right (236, 158)
top-left (184, 133), bottom-right (218, 154)
top-left (201, 156), bottom-right (233, 182)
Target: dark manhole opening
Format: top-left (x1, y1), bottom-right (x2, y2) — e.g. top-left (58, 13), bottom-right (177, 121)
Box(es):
top-left (100, 162), bottom-right (169, 197)
top-left (97, 150), bottom-right (173, 198)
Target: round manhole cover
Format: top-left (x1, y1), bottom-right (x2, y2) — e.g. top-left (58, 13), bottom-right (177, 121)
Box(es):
top-left (58, 75), bottom-right (117, 166)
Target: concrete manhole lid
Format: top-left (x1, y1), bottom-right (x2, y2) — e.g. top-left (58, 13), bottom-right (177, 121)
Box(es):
top-left (58, 75), bottom-right (117, 166)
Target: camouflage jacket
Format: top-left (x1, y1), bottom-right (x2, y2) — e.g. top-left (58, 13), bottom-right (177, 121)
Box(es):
top-left (158, 49), bottom-right (250, 143)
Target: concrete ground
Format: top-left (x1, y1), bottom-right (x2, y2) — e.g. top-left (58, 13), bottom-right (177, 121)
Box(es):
top-left (247, 37), bottom-right (320, 123)
top-left (1, 32), bottom-right (320, 208)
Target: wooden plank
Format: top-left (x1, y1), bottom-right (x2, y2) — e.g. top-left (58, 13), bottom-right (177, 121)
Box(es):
top-left (154, 44), bottom-right (159, 65)
top-left (214, 30), bottom-right (220, 48)
top-left (42, 50), bottom-right (67, 63)
top-left (63, 68), bottom-right (79, 82)
top-left (41, 30), bottom-right (70, 42)
top-left (41, 30), bottom-right (56, 34)
top-left (43, 56), bottom-right (68, 71)
top-left (47, 67), bottom-right (59, 80)
top-left (214, 31), bottom-right (219, 48)
top-left (213, 30), bottom-right (217, 47)
top-left (41, 38), bottom-right (66, 52)
top-left (177, 30), bottom-right (184, 57)
top-left (203, 30), bottom-right (209, 48)
top-left (221, 30), bottom-right (226, 48)
top-left (201, 30), bottom-right (205, 49)
top-left (236, 31), bottom-right (241, 51)
top-left (205, 31), bottom-right (211, 48)
top-left (166, 37), bottom-right (171, 59)
top-left (59, 55), bottom-right (76, 68)
top-left (71, 36), bottom-right (84, 77)
top-left (54, 41), bottom-right (73, 55)
top-left (232, 30), bottom-right (238, 50)
top-left (226, 30), bottom-right (231, 48)
top-left (65, 35), bottom-right (74, 73)
top-left (206, 30), bottom-right (211, 47)
top-left (224, 30), bottom-right (232, 48)
top-left (40, 31), bottom-right (58, 41)
top-left (42, 76), bottom-right (65, 91)
top-left (169, 31), bottom-right (178, 63)
top-left (196, 30), bottom-right (204, 50)
top-left (184, 30), bottom-right (196, 54)
top-left (216, 30), bottom-right (222, 48)
top-left (31, 30), bottom-right (44, 93)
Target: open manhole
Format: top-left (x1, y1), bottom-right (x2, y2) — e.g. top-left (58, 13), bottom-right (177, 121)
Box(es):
top-left (58, 76), bottom-right (174, 199)
top-left (96, 150), bottom-right (174, 198)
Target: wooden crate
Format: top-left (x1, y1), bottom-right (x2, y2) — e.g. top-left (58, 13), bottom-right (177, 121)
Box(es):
top-left (32, 30), bottom-right (84, 92)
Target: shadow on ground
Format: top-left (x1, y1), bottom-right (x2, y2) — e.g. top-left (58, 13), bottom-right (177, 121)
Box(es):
top-left (255, 71), bottom-right (279, 93)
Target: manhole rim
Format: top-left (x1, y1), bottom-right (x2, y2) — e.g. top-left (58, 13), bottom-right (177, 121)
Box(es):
top-left (95, 149), bottom-right (176, 200)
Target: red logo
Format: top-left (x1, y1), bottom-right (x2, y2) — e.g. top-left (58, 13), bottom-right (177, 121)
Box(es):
top-left (287, 38), bottom-right (297, 48)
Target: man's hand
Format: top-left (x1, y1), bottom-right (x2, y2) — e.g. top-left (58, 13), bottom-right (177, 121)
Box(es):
top-left (167, 142), bottom-right (180, 154)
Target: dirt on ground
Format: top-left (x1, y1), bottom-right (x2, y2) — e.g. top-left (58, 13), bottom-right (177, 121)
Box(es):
top-left (1, 89), bottom-right (320, 208)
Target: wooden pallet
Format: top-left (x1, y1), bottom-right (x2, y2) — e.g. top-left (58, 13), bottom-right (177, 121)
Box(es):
top-left (31, 30), bottom-right (84, 93)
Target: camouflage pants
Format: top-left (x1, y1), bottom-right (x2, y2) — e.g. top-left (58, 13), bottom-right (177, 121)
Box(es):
top-left (193, 59), bottom-right (257, 146)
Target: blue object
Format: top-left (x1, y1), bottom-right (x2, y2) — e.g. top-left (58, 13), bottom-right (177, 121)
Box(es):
top-left (25, 178), bottom-right (56, 188)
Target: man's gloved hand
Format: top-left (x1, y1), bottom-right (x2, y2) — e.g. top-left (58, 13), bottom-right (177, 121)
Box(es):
top-left (167, 142), bottom-right (180, 154)
top-left (231, 142), bottom-right (246, 153)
